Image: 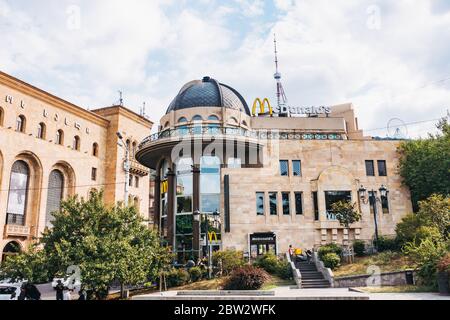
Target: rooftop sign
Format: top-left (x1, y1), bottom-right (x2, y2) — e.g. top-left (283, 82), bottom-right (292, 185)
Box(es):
top-left (252, 98), bottom-right (331, 117)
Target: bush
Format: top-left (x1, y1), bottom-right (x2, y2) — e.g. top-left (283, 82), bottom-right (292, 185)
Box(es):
top-left (395, 214), bottom-right (424, 247)
top-left (166, 268), bottom-right (190, 287)
top-left (322, 253), bottom-right (341, 270)
top-left (374, 236), bottom-right (400, 252)
top-left (188, 267), bottom-right (203, 282)
top-left (437, 253), bottom-right (450, 274)
top-left (318, 243), bottom-right (343, 260)
top-left (275, 260), bottom-right (293, 280)
top-left (212, 250), bottom-right (245, 275)
top-left (223, 266), bottom-right (270, 290)
top-left (253, 253), bottom-right (279, 274)
top-left (353, 240), bottom-right (366, 257)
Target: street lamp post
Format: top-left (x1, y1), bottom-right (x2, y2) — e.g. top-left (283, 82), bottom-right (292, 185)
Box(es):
top-left (116, 132), bottom-right (130, 207)
top-left (358, 185), bottom-right (389, 247)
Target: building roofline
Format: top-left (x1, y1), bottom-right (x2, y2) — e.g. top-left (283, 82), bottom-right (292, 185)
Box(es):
top-left (0, 70), bottom-right (111, 127)
top-left (92, 105), bottom-right (153, 128)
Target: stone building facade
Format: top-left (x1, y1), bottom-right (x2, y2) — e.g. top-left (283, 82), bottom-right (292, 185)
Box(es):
top-left (136, 76), bottom-right (412, 262)
top-left (0, 71), bottom-right (153, 261)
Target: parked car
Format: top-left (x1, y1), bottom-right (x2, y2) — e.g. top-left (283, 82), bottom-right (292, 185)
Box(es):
top-left (0, 283), bottom-right (22, 300)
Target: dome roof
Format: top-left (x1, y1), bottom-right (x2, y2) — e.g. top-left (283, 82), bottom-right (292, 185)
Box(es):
top-left (166, 76), bottom-right (250, 115)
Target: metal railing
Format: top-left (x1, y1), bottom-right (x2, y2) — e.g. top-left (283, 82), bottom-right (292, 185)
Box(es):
top-left (139, 125), bottom-right (344, 149)
top-left (6, 214), bottom-right (25, 226)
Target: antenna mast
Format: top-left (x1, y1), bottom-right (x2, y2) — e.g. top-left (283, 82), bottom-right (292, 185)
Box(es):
top-left (273, 34), bottom-right (288, 115)
top-left (118, 91), bottom-right (124, 107)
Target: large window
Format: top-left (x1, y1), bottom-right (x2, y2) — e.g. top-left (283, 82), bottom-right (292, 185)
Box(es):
top-left (45, 170), bottom-right (64, 228)
top-left (269, 192), bottom-right (278, 215)
top-left (256, 192), bottom-right (265, 216)
top-left (280, 160), bottom-right (289, 176)
top-left (295, 192), bottom-right (303, 215)
top-left (6, 161), bottom-right (30, 225)
top-left (176, 158), bottom-right (194, 261)
top-left (282, 192), bottom-right (290, 215)
top-left (16, 115), bottom-right (26, 133)
top-left (37, 123), bottom-right (46, 139)
top-left (200, 156), bottom-right (221, 213)
top-left (292, 160), bottom-right (302, 176)
top-left (378, 160), bottom-right (387, 176)
top-left (325, 191), bottom-right (352, 220)
top-left (365, 160), bottom-right (375, 176)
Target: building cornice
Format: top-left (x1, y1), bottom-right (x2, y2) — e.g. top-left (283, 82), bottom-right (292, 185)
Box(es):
top-left (0, 70), bottom-right (110, 127)
top-left (92, 105), bottom-right (153, 128)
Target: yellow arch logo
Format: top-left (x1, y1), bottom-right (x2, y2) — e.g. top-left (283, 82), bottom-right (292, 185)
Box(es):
top-left (252, 98), bottom-right (273, 116)
top-left (160, 180), bottom-right (168, 194)
top-left (208, 231), bottom-right (218, 243)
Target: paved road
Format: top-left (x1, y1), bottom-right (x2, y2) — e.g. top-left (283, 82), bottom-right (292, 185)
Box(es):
top-left (133, 286), bottom-right (450, 301)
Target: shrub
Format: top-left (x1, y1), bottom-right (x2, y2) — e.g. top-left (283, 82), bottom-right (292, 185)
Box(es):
top-left (188, 267), bottom-right (203, 282)
top-left (374, 236), bottom-right (400, 252)
top-left (166, 268), bottom-right (190, 288)
top-left (253, 253), bottom-right (279, 274)
top-left (212, 250), bottom-right (245, 275)
top-left (318, 243), bottom-right (343, 260)
top-left (275, 260), bottom-right (293, 280)
top-left (437, 253), bottom-right (450, 274)
top-left (322, 253), bottom-right (341, 270)
top-left (353, 240), bottom-right (366, 257)
top-left (395, 214), bottom-right (424, 246)
top-left (223, 266), bottom-right (270, 290)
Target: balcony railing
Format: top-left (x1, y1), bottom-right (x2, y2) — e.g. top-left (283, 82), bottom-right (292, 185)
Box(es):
top-left (6, 214), bottom-right (25, 226)
top-left (5, 214), bottom-right (30, 237)
top-left (139, 126), bottom-right (344, 149)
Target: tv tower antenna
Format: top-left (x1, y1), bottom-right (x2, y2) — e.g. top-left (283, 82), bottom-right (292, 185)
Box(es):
top-left (273, 34), bottom-right (288, 116)
top-left (118, 90), bottom-right (124, 107)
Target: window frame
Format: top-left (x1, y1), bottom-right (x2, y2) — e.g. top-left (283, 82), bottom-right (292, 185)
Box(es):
top-left (365, 160), bottom-right (375, 176)
top-left (256, 192), bottom-right (265, 216)
top-left (269, 192), bottom-right (278, 215)
top-left (294, 192), bottom-right (303, 215)
top-left (377, 160), bottom-right (387, 176)
top-left (292, 160), bottom-right (302, 177)
top-left (281, 192), bottom-right (290, 215)
top-left (279, 160), bottom-right (289, 176)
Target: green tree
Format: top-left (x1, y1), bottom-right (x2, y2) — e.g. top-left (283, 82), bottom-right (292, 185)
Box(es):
top-left (0, 191), bottom-right (170, 299)
top-left (416, 194), bottom-right (450, 239)
top-left (398, 119), bottom-right (450, 210)
top-left (331, 200), bottom-right (361, 228)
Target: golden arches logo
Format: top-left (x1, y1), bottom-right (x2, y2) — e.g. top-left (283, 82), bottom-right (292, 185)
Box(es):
top-left (252, 98), bottom-right (273, 116)
top-left (160, 180), bottom-right (168, 194)
top-left (208, 232), bottom-right (218, 243)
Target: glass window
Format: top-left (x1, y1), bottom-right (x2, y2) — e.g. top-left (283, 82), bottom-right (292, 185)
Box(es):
top-left (381, 195), bottom-right (389, 214)
top-left (227, 157), bottom-right (241, 169)
top-left (269, 192), bottom-right (277, 215)
top-left (292, 160), bottom-right (302, 176)
top-left (92, 143), bottom-right (99, 157)
top-left (365, 160), bottom-right (375, 176)
top-left (16, 115), bottom-right (25, 132)
top-left (200, 156), bottom-right (221, 212)
top-left (295, 192), bottom-right (303, 215)
top-left (7, 161), bottom-right (30, 225)
top-left (378, 160), bottom-right (387, 176)
top-left (45, 170), bottom-right (64, 228)
top-left (280, 160), bottom-right (289, 176)
top-left (176, 215), bottom-right (193, 235)
top-left (128, 175), bottom-right (133, 186)
top-left (313, 192), bottom-right (319, 221)
top-left (256, 192), bottom-right (265, 216)
top-left (201, 194), bottom-right (220, 213)
top-left (178, 117), bottom-right (188, 123)
top-left (208, 115), bottom-right (219, 121)
top-left (73, 136), bottom-right (80, 151)
top-left (135, 176), bottom-right (139, 188)
top-left (91, 168), bottom-right (97, 181)
top-left (325, 191), bottom-right (352, 216)
top-left (56, 130), bottom-right (64, 145)
top-left (192, 115), bottom-right (203, 121)
top-left (37, 123), bottom-right (45, 139)
top-left (282, 192), bottom-right (290, 215)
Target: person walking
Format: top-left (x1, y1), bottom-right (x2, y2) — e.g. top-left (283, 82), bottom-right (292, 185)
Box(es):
top-left (55, 280), bottom-right (64, 301)
top-left (288, 245), bottom-right (294, 259)
top-left (78, 288), bottom-right (87, 301)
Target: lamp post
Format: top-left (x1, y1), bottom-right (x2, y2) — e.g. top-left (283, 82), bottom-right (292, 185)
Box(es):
top-left (358, 185), bottom-right (389, 246)
top-left (116, 132), bottom-right (130, 207)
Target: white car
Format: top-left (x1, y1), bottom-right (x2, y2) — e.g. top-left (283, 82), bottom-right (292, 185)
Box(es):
top-left (52, 277), bottom-right (81, 290)
top-left (0, 283), bottom-right (22, 300)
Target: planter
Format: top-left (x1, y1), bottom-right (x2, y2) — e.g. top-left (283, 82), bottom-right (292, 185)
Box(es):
top-left (437, 271), bottom-right (450, 295)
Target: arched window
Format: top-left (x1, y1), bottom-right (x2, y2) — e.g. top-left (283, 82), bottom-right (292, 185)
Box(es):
top-left (56, 130), bottom-right (64, 145)
top-left (92, 143), bottom-right (99, 157)
top-left (228, 117), bottom-right (238, 125)
top-left (16, 115), bottom-right (26, 133)
top-left (178, 117), bottom-right (188, 123)
top-left (0, 107), bottom-right (4, 126)
top-left (45, 170), bottom-right (64, 228)
top-left (208, 115), bottom-right (219, 121)
top-left (73, 136), bottom-right (80, 151)
top-left (242, 120), bottom-right (248, 127)
top-left (192, 115), bottom-right (203, 122)
top-left (37, 123), bottom-right (46, 139)
top-left (132, 141), bottom-right (137, 157)
top-left (126, 139), bottom-right (131, 153)
top-left (6, 160), bottom-right (30, 225)
top-left (2, 241), bottom-right (21, 263)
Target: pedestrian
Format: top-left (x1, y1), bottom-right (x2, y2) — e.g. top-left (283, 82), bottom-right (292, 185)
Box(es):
top-left (288, 245), bottom-right (294, 259)
top-left (18, 285), bottom-right (27, 300)
top-left (63, 288), bottom-right (72, 301)
top-left (78, 288), bottom-right (87, 301)
top-left (26, 283), bottom-right (41, 300)
top-left (306, 249), bottom-right (313, 264)
top-left (55, 280), bottom-right (64, 301)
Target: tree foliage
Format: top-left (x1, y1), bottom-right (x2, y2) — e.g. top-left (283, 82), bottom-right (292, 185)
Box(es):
top-left (0, 191), bottom-right (170, 299)
top-left (331, 200), bottom-right (361, 228)
top-left (398, 119), bottom-right (450, 210)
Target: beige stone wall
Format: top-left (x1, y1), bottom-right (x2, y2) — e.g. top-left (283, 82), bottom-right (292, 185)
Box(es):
top-left (221, 139), bottom-right (412, 255)
top-left (0, 72), bottom-right (153, 258)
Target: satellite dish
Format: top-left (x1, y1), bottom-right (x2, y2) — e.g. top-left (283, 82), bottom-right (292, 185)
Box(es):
top-left (387, 118), bottom-right (408, 139)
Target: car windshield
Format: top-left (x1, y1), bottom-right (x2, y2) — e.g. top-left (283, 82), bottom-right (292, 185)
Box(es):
top-left (0, 287), bottom-right (16, 294)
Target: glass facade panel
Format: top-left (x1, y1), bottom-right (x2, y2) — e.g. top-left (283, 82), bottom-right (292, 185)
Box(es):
top-left (282, 192), bottom-right (290, 215)
top-left (176, 215), bottom-right (193, 235)
top-left (256, 192), bottom-right (265, 216)
top-left (269, 192), bottom-right (277, 215)
top-left (201, 194), bottom-right (220, 213)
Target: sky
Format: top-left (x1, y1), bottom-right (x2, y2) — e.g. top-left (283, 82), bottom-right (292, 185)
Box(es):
top-left (1, 0), bottom-right (449, 137)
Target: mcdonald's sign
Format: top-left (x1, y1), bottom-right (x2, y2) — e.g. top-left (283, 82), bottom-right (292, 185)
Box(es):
top-left (208, 231), bottom-right (218, 243)
top-left (160, 180), bottom-right (168, 194)
top-left (252, 98), bottom-right (273, 117)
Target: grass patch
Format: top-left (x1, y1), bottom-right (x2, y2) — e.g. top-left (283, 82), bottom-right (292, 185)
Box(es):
top-left (170, 278), bottom-right (227, 291)
top-left (262, 275), bottom-right (296, 290)
top-left (334, 251), bottom-right (415, 277)
top-left (356, 285), bottom-right (436, 293)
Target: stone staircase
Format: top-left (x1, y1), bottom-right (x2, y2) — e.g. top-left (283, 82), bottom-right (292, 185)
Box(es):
top-left (296, 261), bottom-right (331, 289)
